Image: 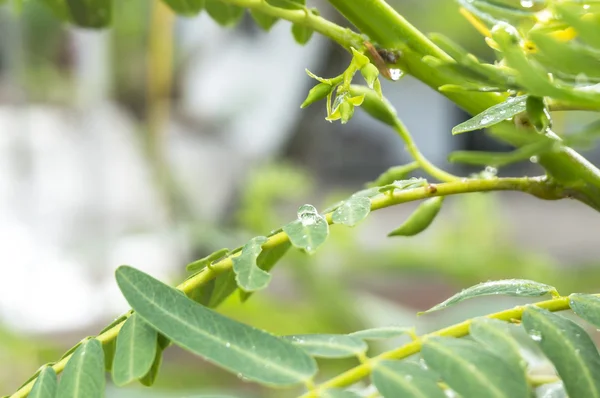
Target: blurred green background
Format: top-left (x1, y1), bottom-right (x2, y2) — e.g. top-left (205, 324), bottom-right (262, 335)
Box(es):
top-left (0, 0), bottom-right (599, 397)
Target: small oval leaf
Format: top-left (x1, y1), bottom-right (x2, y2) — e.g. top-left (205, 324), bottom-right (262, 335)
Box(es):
top-left (65, 0), bottom-right (111, 28)
top-left (322, 389), bottom-right (361, 398)
top-left (470, 318), bottom-right (527, 371)
top-left (452, 96), bottom-right (527, 134)
top-left (29, 366), bottom-right (57, 398)
top-left (186, 248), bottom-right (230, 272)
top-left (284, 334), bottom-right (368, 358)
top-left (139, 335), bottom-right (168, 387)
top-left (205, 0), bottom-right (244, 26)
top-left (420, 279), bottom-right (558, 314)
top-left (160, 0), bottom-right (204, 16)
top-left (208, 270), bottom-right (239, 308)
top-left (332, 196), bottom-right (371, 227)
top-left (240, 241), bottom-right (291, 302)
top-left (56, 339), bottom-right (105, 398)
top-left (366, 163), bottom-right (420, 188)
top-left (112, 314), bottom-right (158, 386)
top-left (283, 205), bottom-right (329, 254)
top-left (232, 237), bottom-right (270, 292)
top-left (116, 266), bottom-right (317, 386)
top-left (522, 306), bottom-right (600, 398)
top-left (265, 0), bottom-right (305, 10)
top-left (372, 360), bottom-right (446, 398)
top-left (388, 197), bottom-right (443, 237)
top-left (422, 337), bottom-right (530, 398)
top-left (249, 9), bottom-right (278, 31)
top-left (291, 23), bottom-right (314, 45)
top-left (349, 326), bottom-right (414, 340)
top-left (569, 293), bottom-right (600, 328)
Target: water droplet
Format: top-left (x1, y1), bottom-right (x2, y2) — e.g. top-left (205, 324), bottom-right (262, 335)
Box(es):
top-left (225, 342), bottom-right (231, 348)
top-left (576, 73), bottom-right (589, 87)
top-left (419, 358), bottom-right (429, 370)
top-left (390, 69), bottom-right (403, 81)
top-left (480, 115), bottom-right (494, 125)
top-left (529, 330), bottom-right (543, 342)
top-left (485, 166), bottom-right (498, 175)
top-left (297, 204), bottom-right (320, 226)
top-left (530, 156), bottom-right (539, 163)
top-left (584, 4), bottom-right (590, 9)
top-left (520, 0), bottom-right (534, 8)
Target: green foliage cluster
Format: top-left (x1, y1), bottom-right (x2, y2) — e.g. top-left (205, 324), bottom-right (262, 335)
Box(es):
top-left (5, 0), bottom-right (600, 397)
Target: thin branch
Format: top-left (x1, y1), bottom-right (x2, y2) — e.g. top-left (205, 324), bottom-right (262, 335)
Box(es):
top-left (300, 295), bottom-right (577, 397)
top-left (9, 176), bottom-right (563, 397)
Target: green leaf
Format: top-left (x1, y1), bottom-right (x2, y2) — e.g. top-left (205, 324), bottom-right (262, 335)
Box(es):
top-left (469, 318), bottom-right (527, 371)
top-left (366, 162), bottom-right (420, 188)
top-left (321, 389), bottom-right (361, 398)
top-left (102, 338), bottom-right (116, 372)
top-left (240, 241), bottom-right (291, 302)
top-left (291, 23), bottom-right (314, 45)
top-left (420, 279), bottom-right (558, 314)
top-left (555, 4), bottom-right (600, 50)
top-left (452, 96), bottom-right (527, 134)
top-left (139, 335), bottom-right (169, 387)
top-left (284, 334), bottom-right (368, 358)
top-left (208, 270), bottom-right (239, 308)
top-left (448, 139), bottom-right (555, 167)
top-left (116, 266), bottom-right (317, 386)
top-left (205, 0), bottom-right (244, 26)
top-left (283, 205), bottom-right (329, 254)
top-left (530, 31), bottom-right (600, 79)
top-left (65, 0), bottom-right (111, 28)
top-left (160, 0), bottom-right (204, 16)
top-left (56, 339), bottom-right (105, 398)
top-left (112, 314), bottom-right (158, 386)
top-left (569, 293), bottom-right (600, 328)
top-left (422, 337), bottom-right (530, 398)
top-left (38, 0), bottom-right (72, 21)
top-left (332, 196), bottom-right (371, 227)
top-left (372, 360), bottom-right (446, 398)
top-left (522, 306), bottom-right (600, 398)
top-left (249, 9), bottom-right (278, 31)
top-left (349, 85), bottom-right (398, 127)
top-left (232, 236), bottom-right (270, 292)
top-left (535, 382), bottom-right (568, 398)
top-left (265, 0), bottom-right (304, 10)
top-left (186, 248), bottom-right (230, 272)
top-left (301, 82), bottom-right (334, 109)
top-left (349, 326), bottom-right (414, 340)
top-left (388, 197), bottom-right (443, 237)
top-left (29, 366), bottom-right (57, 398)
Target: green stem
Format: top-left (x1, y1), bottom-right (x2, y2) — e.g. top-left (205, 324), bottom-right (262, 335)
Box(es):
top-left (393, 120), bottom-right (459, 182)
top-left (326, 0), bottom-right (600, 212)
top-left (9, 177), bottom-right (562, 398)
top-left (300, 295), bottom-right (575, 397)
top-left (222, 0), bottom-right (365, 51)
top-left (528, 374), bottom-right (561, 387)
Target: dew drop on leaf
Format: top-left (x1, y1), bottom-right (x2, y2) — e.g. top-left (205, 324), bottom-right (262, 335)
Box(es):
top-left (530, 156), bottom-right (539, 163)
top-left (529, 330), bottom-right (543, 342)
top-left (297, 204), bottom-right (319, 226)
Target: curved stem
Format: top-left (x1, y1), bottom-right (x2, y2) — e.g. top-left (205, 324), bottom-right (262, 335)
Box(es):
top-left (300, 295), bottom-right (577, 397)
top-left (393, 120), bottom-right (460, 182)
top-left (9, 176), bottom-right (563, 398)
